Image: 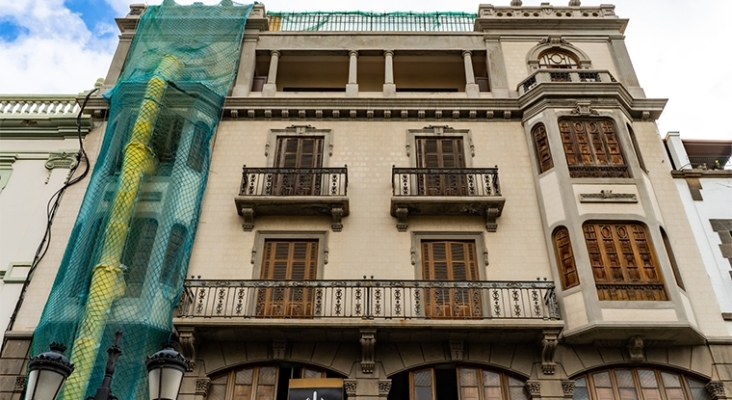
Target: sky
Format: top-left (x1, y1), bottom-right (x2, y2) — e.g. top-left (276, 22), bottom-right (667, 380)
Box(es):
top-left (0, 0), bottom-right (729, 140)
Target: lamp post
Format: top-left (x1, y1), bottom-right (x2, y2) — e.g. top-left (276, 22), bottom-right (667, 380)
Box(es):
top-left (25, 330), bottom-right (189, 400)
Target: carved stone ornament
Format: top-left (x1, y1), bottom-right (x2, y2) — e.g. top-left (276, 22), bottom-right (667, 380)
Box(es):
top-left (579, 190), bottom-right (638, 203)
top-left (240, 207), bottom-right (255, 232)
top-left (15, 376), bottom-right (26, 391)
top-left (510, 0), bottom-right (522, 6)
top-left (360, 329), bottom-right (377, 374)
top-left (569, 0), bottom-right (581, 6)
top-left (272, 339), bottom-right (287, 360)
top-left (395, 206), bottom-right (409, 232)
top-left (705, 381), bottom-right (726, 399)
top-left (378, 380), bottom-right (392, 397)
top-left (344, 379), bottom-right (358, 397)
top-left (627, 336), bottom-right (644, 363)
top-left (525, 381), bottom-right (541, 399)
top-left (485, 207), bottom-right (501, 232)
top-left (541, 330), bottom-right (559, 375)
top-left (562, 380), bottom-right (575, 398)
top-left (448, 340), bottom-right (464, 361)
top-left (539, 36), bottom-right (569, 46)
top-left (196, 378), bottom-right (212, 397)
top-left (178, 327), bottom-right (198, 371)
top-left (570, 101), bottom-right (599, 116)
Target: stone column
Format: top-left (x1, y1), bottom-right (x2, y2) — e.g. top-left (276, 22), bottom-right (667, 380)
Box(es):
top-left (463, 50), bottom-right (480, 98)
top-left (383, 50), bottom-right (396, 97)
top-left (608, 36), bottom-right (645, 98)
top-left (262, 50), bottom-right (280, 97)
top-left (231, 35), bottom-right (259, 96)
top-left (484, 36), bottom-right (510, 98)
top-left (346, 50), bottom-right (359, 97)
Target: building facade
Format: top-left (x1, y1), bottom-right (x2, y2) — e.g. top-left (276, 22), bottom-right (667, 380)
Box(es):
top-left (1, 1), bottom-right (731, 400)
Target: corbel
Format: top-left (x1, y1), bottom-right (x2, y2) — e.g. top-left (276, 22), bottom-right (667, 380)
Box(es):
top-left (626, 336), bottom-right (644, 363)
top-left (485, 207), bottom-right (500, 232)
top-left (240, 207), bottom-right (255, 232)
top-left (396, 207), bottom-right (409, 232)
top-left (359, 329), bottom-right (377, 374)
top-left (706, 381), bottom-right (726, 400)
top-left (562, 380), bottom-right (575, 398)
top-left (525, 381), bottom-right (541, 399)
top-left (331, 207), bottom-right (344, 232)
top-left (540, 329), bottom-right (560, 375)
top-left (271, 339), bottom-right (287, 360)
top-left (177, 327), bottom-right (198, 371)
top-left (448, 340), bottom-right (464, 361)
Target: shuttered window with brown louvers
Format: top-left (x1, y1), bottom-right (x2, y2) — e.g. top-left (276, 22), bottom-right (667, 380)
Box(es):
top-left (421, 241), bottom-right (480, 318)
top-left (258, 240), bottom-right (318, 317)
top-left (559, 119), bottom-right (630, 178)
top-left (273, 137), bottom-right (324, 195)
top-left (532, 123), bottom-right (553, 173)
top-left (552, 227), bottom-right (580, 290)
top-left (582, 222), bottom-right (666, 301)
top-left (415, 137), bottom-right (467, 196)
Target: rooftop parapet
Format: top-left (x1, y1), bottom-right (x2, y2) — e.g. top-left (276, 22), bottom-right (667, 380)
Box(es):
top-left (475, 2), bottom-right (627, 33)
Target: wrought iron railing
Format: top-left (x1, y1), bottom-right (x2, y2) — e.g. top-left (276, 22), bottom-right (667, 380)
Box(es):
top-left (268, 11), bottom-right (477, 32)
top-left (568, 165), bottom-right (630, 178)
top-left (392, 167), bottom-right (500, 197)
top-left (239, 167), bottom-right (348, 196)
top-left (177, 279), bottom-right (560, 320)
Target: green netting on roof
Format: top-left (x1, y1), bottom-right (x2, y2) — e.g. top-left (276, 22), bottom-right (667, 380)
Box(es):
top-left (268, 11), bottom-right (477, 32)
top-left (30, 1), bottom-right (252, 399)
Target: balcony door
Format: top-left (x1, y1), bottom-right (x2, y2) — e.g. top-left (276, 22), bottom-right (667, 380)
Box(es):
top-left (273, 137), bottom-right (324, 195)
top-left (416, 137), bottom-right (467, 196)
top-left (421, 241), bottom-right (480, 318)
top-left (258, 240), bottom-right (318, 317)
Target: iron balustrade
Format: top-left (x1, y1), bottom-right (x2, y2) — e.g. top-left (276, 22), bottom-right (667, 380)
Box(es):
top-left (392, 167), bottom-right (501, 197)
top-left (240, 167), bottom-right (348, 197)
top-left (177, 279), bottom-right (560, 321)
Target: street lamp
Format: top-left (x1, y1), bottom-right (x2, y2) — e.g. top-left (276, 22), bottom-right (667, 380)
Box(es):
top-left (26, 330), bottom-right (189, 400)
top-left (24, 343), bottom-right (74, 400)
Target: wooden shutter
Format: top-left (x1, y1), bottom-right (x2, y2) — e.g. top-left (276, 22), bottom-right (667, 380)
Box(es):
top-left (259, 240), bottom-right (318, 317)
top-left (553, 228), bottom-right (580, 290)
top-left (560, 119), bottom-right (629, 178)
top-left (273, 137), bottom-right (324, 195)
top-left (532, 123), bottom-right (553, 173)
top-left (416, 137), bottom-right (467, 196)
top-left (421, 241), bottom-right (479, 318)
top-left (582, 223), bottom-right (666, 300)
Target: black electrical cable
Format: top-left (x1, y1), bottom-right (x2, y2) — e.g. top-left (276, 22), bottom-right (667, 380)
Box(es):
top-left (2, 88), bottom-right (99, 351)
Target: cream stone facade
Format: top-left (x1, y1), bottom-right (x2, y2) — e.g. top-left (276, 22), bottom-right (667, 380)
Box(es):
top-left (2, 2), bottom-right (732, 400)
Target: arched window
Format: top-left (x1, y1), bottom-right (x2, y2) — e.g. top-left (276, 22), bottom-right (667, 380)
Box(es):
top-left (538, 49), bottom-right (579, 69)
top-left (209, 364), bottom-right (334, 400)
top-left (583, 222), bottom-right (666, 301)
top-left (553, 227), bottom-right (579, 290)
top-left (532, 123), bottom-right (553, 173)
top-left (573, 368), bottom-right (710, 400)
top-left (389, 365), bottom-right (527, 400)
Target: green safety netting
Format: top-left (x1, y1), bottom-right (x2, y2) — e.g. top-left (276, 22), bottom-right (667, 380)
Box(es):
top-left (268, 11), bottom-right (477, 32)
top-left (30, 1), bottom-right (252, 399)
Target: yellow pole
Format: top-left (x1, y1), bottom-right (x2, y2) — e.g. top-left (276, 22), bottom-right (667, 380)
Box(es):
top-left (63, 55), bottom-right (183, 400)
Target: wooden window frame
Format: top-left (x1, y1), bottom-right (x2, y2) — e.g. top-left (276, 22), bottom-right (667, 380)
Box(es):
top-left (415, 137), bottom-right (468, 196)
top-left (532, 123), bottom-right (554, 173)
top-left (559, 118), bottom-right (630, 178)
top-left (552, 227), bottom-right (580, 290)
top-left (209, 366), bottom-right (280, 400)
top-left (265, 126), bottom-right (333, 167)
top-left (574, 368), bottom-right (710, 400)
top-left (406, 127), bottom-right (474, 168)
top-left (407, 366), bottom-right (528, 400)
top-left (582, 222), bottom-right (666, 301)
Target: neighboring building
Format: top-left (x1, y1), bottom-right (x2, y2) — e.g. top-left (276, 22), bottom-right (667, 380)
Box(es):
top-left (0, 95), bottom-right (93, 345)
top-left (2, 2), bottom-right (732, 400)
top-left (665, 132), bottom-right (732, 335)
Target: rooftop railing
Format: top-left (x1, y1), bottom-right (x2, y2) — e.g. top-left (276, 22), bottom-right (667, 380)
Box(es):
top-left (177, 279), bottom-right (559, 321)
top-left (267, 11), bottom-right (477, 32)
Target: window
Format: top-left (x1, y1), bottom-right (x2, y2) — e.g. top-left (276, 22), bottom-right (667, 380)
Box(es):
top-left (122, 217), bottom-right (158, 297)
top-left (660, 228), bottom-right (684, 290)
top-left (538, 49), bottom-right (579, 69)
top-left (421, 240), bottom-right (480, 318)
top-left (573, 368), bottom-right (711, 400)
top-left (416, 137), bottom-right (467, 196)
top-left (160, 223), bottom-right (187, 287)
top-left (389, 366), bottom-right (527, 400)
top-left (559, 119), bottom-right (629, 178)
top-left (209, 365), bottom-right (332, 400)
top-left (532, 123), bottom-right (553, 173)
top-left (583, 222), bottom-right (666, 301)
top-left (257, 240), bottom-right (318, 317)
top-left (553, 227), bottom-right (579, 290)
top-left (272, 136), bottom-right (324, 196)
top-left (187, 122), bottom-right (209, 172)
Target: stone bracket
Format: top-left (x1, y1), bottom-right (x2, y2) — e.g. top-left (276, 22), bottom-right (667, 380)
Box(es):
top-left (240, 206), bottom-right (255, 231)
top-left (360, 328), bottom-right (377, 374)
top-left (485, 207), bottom-right (500, 232)
top-left (178, 326), bottom-right (198, 372)
top-left (540, 329), bottom-right (560, 375)
top-left (395, 207), bottom-right (409, 232)
top-left (331, 207), bottom-right (344, 232)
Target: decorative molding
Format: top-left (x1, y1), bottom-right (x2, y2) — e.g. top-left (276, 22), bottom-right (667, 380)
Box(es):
top-left (570, 101), bottom-right (599, 116)
top-left (195, 378), bottom-right (212, 397)
top-left (177, 327), bottom-right (198, 371)
top-left (448, 340), bottom-right (464, 361)
top-left (331, 207), bottom-right (344, 232)
top-left (360, 329), bottom-right (376, 374)
top-left (378, 380), bottom-right (392, 397)
top-left (240, 207), bottom-right (255, 231)
top-left (627, 336), bottom-right (644, 363)
top-left (15, 376), bottom-right (26, 391)
top-left (44, 151), bottom-right (79, 183)
top-left (485, 207), bottom-right (500, 232)
top-left (706, 381), bottom-right (726, 400)
top-left (525, 381), bottom-right (541, 399)
top-left (562, 380), bottom-right (575, 398)
top-left (396, 207), bottom-right (409, 232)
top-left (483, 249), bottom-right (489, 266)
top-left (540, 330), bottom-right (560, 375)
top-left (344, 380), bottom-right (357, 397)
top-left (410, 247), bottom-right (417, 265)
top-left (579, 190), bottom-right (638, 203)
top-left (272, 339), bottom-right (287, 360)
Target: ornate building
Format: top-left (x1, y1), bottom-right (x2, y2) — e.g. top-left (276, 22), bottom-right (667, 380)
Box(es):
top-left (1, 1), bottom-right (731, 400)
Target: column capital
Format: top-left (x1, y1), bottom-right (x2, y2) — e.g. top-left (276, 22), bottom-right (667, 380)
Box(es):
top-left (270, 49), bottom-right (281, 57)
top-left (349, 49), bottom-right (359, 57)
top-left (462, 50), bottom-right (473, 58)
top-left (383, 49), bottom-right (394, 57)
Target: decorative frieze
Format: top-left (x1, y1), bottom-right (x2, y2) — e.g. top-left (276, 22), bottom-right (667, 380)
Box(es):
top-left (579, 190), bottom-right (637, 203)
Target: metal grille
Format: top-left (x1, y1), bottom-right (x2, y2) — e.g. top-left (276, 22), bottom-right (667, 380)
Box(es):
top-left (268, 11), bottom-right (477, 32)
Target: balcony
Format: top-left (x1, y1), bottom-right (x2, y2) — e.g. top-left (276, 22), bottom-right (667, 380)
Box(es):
top-left (177, 279), bottom-right (559, 323)
top-left (234, 167), bottom-right (349, 231)
top-left (517, 69), bottom-right (618, 96)
top-left (390, 167), bottom-right (505, 232)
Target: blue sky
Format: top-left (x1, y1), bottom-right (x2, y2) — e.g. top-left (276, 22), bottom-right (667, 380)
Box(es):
top-left (0, 0), bottom-right (730, 140)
